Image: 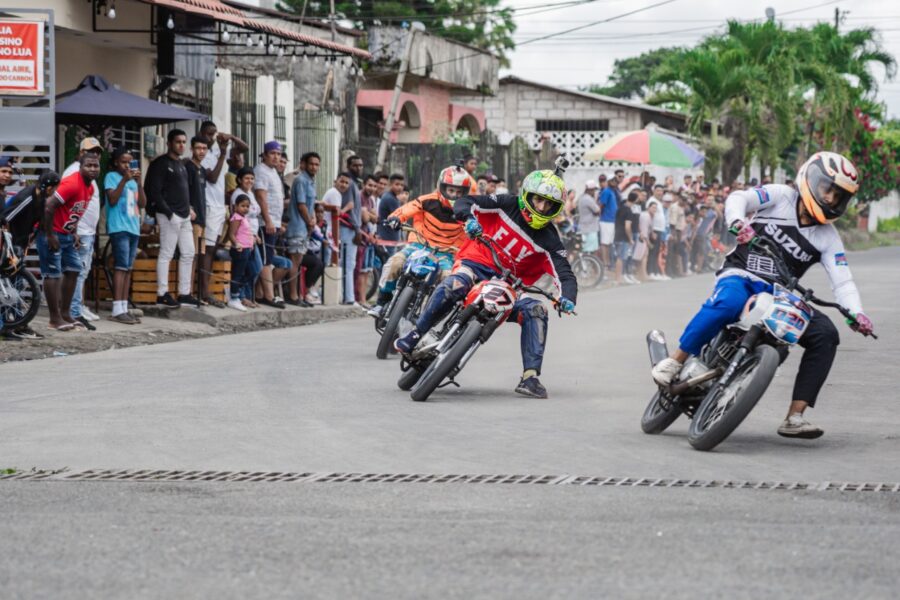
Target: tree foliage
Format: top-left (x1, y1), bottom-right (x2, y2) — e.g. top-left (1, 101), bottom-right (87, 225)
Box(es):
top-left (584, 47), bottom-right (680, 99)
top-left (279, 0), bottom-right (516, 65)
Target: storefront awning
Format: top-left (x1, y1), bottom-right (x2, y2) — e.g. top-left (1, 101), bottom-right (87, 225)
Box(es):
top-left (138, 0), bottom-right (370, 59)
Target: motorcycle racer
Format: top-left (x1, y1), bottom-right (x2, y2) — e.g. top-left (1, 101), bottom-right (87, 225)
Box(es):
top-left (651, 152), bottom-right (874, 438)
top-left (367, 165), bottom-right (472, 319)
top-left (394, 165), bottom-right (578, 399)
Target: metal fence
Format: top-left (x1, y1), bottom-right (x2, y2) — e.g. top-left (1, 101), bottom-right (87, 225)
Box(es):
top-left (232, 102), bottom-right (266, 164)
top-left (295, 110), bottom-right (342, 199)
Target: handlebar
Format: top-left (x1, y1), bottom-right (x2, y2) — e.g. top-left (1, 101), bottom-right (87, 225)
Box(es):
top-left (748, 236), bottom-right (877, 339)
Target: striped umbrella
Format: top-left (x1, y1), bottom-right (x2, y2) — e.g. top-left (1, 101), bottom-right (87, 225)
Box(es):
top-left (583, 129), bottom-right (705, 167)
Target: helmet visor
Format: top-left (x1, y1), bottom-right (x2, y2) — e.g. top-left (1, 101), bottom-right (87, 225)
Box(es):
top-left (525, 192), bottom-right (563, 217)
top-left (807, 161), bottom-right (853, 218)
top-left (440, 183), bottom-right (469, 200)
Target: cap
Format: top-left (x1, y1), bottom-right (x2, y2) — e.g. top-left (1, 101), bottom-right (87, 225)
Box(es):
top-left (598, 174), bottom-right (607, 182)
top-left (0, 156), bottom-right (14, 168)
top-left (585, 180), bottom-right (598, 190)
top-left (79, 137), bottom-right (101, 152)
top-left (262, 140), bottom-right (282, 154)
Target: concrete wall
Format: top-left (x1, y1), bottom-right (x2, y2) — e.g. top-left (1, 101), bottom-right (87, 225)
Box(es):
top-left (54, 32), bottom-right (155, 97)
top-left (867, 191), bottom-right (900, 233)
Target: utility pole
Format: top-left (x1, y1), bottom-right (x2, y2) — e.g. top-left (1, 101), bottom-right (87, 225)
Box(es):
top-left (376, 22), bottom-right (425, 172)
top-left (329, 0), bottom-right (336, 41)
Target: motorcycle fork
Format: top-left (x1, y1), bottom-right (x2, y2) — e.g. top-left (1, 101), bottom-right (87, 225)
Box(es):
top-left (716, 325), bottom-right (762, 390)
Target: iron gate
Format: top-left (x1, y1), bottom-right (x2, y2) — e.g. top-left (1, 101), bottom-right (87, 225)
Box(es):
top-left (295, 110), bottom-right (342, 199)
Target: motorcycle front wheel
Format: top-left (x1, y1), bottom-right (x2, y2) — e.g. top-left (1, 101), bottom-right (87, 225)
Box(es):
top-left (0, 269), bottom-right (41, 330)
top-left (410, 319), bottom-right (482, 402)
top-left (377, 286), bottom-right (415, 359)
top-left (687, 345), bottom-right (780, 451)
top-left (571, 254), bottom-right (605, 288)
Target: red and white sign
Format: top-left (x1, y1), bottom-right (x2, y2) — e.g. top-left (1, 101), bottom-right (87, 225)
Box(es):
top-left (0, 20), bottom-right (44, 95)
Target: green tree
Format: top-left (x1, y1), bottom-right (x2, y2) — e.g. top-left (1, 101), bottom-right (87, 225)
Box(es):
top-left (279, 0), bottom-right (517, 65)
top-left (584, 47), bottom-right (680, 99)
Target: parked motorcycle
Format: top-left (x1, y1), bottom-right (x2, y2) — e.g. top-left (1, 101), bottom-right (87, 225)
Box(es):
top-left (642, 236), bottom-right (876, 451)
top-left (374, 225), bottom-right (447, 359)
top-left (403, 234), bottom-right (573, 402)
top-left (0, 229), bottom-right (41, 332)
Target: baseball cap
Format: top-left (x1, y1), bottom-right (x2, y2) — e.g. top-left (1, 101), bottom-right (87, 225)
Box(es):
top-left (0, 156), bottom-right (14, 168)
top-left (585, 180), bottom-right (598, 190)
top-left (262, 140), bottom-right (282, 154)
top-left (79, 137), bottom-right (101, 152)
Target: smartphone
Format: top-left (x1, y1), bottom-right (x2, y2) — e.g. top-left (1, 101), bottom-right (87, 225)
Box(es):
top-left (129, 159), bottom-right (139, 170)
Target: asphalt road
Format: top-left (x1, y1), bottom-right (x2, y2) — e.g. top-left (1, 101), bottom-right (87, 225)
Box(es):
top-left (1, 245), bottom-right (899, 598)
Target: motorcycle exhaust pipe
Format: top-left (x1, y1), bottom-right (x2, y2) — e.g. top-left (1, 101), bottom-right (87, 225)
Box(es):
top-left (646, 330), bottom-right (669, 367)
top-left (669, 368), bottom-right (723, 397)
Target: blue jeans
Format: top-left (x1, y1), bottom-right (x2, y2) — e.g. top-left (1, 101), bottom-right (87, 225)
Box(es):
top-left (339, 226), bottom-right (357, 303)
top-left (35, 231), bottom-right (81, 279)
top-left (70, 234), bottom-right (95, 318)
top-left (230, 247), bottom-right (252, 299)
top-left (679, 275), bottom-right (772, 355)
top-left (242, 246), bottom-right (263, 300)
top-left (109, 232), bottom-right (139, 271)
top-left (415, 260), bottom-right (550, 374)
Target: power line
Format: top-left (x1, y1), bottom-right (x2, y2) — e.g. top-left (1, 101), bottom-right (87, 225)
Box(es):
top-left (323, 0), bottom-right (607, 23)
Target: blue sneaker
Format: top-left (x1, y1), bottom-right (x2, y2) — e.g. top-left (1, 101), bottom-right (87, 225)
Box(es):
top-left (394, 330), bottom-right (421, 355)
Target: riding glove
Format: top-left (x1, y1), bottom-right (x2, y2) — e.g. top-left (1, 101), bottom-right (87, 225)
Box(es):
top-left (850, 312), bottom-right (874, 336)
top-left (729, 220), bottom-right (757, 245)
top-left (464, 218), bottom-right (483, 239)
top-left (558, 297), bottom-right (576, 314)
top-left (385, 216), bottom-right (401, 230)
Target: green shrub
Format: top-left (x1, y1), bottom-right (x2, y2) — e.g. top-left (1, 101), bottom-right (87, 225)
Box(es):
top-left (876, 215), bottom-right (900, 233)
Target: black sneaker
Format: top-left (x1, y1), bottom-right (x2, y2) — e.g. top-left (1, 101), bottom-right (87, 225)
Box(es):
top-left (177, 294), bottom-right (201, 307)
top-left (75, 316), bottom-right (97, 331)
top-left (9, 326), bottom-right (44, 340)
top-left (394, 330), bottom-right (421, 355)
top-left (515, 376), bottom-right (548, 399)
top-left (157, 293), bottom-right (180, 308)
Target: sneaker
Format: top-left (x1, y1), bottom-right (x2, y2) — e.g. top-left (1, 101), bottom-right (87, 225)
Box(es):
top-left (177, 294), bottom-right (201, 307)
top-left (81, 306), bottom-right (100, 321)
top-left (394, 330), bottom-right (421, 355)
top-left (8, 326), bottom-right (44, 340)
top-left (75, 316), bottom-right (97, 331)
top-left (367, 304), bottom-right (384, 319)
top-left (227, 298), bottom-right (248, 312)
top-left (157, 293), bottom-right (180, 308)
top-left (777, 413), bottom-right (824, 439)
top-left (304, 292), bottom-right (319, 305)
top-left (515, 376), bottom-right (548, 399)
top-left (107, 313), bottom-right (137, 325)
top-left (651, 357), bottom-right (683, 386)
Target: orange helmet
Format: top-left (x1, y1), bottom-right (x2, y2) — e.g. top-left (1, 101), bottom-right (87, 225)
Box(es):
top-left (797, 152), bottom-right (859, 224)
top-left (436, 165), bottom-right (473, 205)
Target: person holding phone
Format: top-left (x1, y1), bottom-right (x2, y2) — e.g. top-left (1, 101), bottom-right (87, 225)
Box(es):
top-left (104, 147), bottom-right (146, 324)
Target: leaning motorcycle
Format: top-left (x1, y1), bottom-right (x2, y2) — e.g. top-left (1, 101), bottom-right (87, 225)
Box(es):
top-left (403, 235), bottom-right (572, 402)
top-left (374, 225), bottom-right (446, 359)
top-left (0, 229), bottom-right (41, 332)
top-left (642, 236), bottom-right (876, 451)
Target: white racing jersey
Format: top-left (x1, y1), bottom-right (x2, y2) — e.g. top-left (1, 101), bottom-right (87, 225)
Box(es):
top-left (720, 184), bottom-right (863, 314)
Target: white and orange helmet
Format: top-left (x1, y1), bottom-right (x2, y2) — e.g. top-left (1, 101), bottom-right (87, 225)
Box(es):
top-left (436, 165), bottom-right (473, 205)
top-left (797, 151), bottom-right (859, 224)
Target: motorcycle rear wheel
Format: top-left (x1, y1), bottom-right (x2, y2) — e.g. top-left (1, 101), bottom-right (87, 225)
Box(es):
top-left (571, 254), bottom-right (605, 288)
top-left (410, 319), bottom-right (482, 402)
top-left (687, 345), bottom-right (780, 451)
top-left (0, 269), bottom-right (41, 331)
top-left (641, 390), bottom-right (682, 434)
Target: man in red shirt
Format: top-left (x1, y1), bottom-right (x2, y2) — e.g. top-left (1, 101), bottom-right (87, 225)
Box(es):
top-left (37, 155), bottom-right (100, 330)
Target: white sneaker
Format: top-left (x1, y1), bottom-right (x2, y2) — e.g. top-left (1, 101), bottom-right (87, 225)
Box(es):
top-left (624, 274), bottom-right (638, 284)
top-left (651, 357), bottom-right (683, 386)
top-left (81, 306), bottom-right (100, 321)
top-left (227, 299), bottom-right (247, 312)
top-left (777, 413), bottom-right (824, 439)
top-left (304, 292), bottom-right (319, 305)
top-left (660, 275), bottom-right (672, 281)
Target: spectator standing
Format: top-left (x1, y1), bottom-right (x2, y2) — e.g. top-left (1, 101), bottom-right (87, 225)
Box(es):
top-left (598, 169), bottom-right (622, 268)
top-left (635, 201), bottom-right (657, 283)
top-left (356, 174), bottom-right (379, 308)
top-left (199, 121), bottom-right (247, 307)
top-left (104, 148), bottom-right (146, 324)
top-left (145, 128), bottom-right (197, 308)
top-left (376, 173), bottom-right (404, 258)
top-left (476, 174), bottom-right (488, 195)
top-left (225, 194), bottom-right (254, 312)
top-left (38, 155), bottom-right (100, 330)
top-left (646, 185), bottom-right (668, 280)
top-left (339, 156), bottom-right (363, 305)
top-left (577, 180), bottom-right (600, 255)
top-left (230, 167), bottom-right (262, 307)
top-left (224, 149), bottom-right (244, 197)
top-left (668, 193), bottom-right (687, 277)
top-left (680, 174), bottom-right (693, 194)
top-left (0, 156), bottom-right (14, 199)
top-left (63, 137), bottom-right (102, 328)
top-left (487, 174), bottom-right (499, 195)
top-left (286, 152), bottom-right (323, 306)
top-left (496, 178), bottom-right (509, 195)
top-left (253, 141), bottom-right (288, 308)
top-left (614, 191), bottom-right (639, 285)
top-left (321, 172), bottom-right (351, 266)
top-left (185, 136), bottom-right (209, 304)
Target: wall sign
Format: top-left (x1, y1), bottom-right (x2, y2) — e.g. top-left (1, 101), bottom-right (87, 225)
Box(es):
top-left (0, 20), bottom-right (44, 95)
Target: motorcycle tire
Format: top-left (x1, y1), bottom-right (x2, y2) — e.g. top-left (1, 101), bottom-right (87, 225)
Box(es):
top-left (377, 286), bottom-right (415, 359)
top-left (0, 269), bottom-right (41, 331)
top-left (641, 390), bottom-right (682, 434)
top-left (397, 365), bottom-right (424, 391)
top-left (571, 254), bottom-right (605, 288)
top-left (687, 345), bottom-right (780, 451)
top-left (410, 319), bottom-right (482, 403)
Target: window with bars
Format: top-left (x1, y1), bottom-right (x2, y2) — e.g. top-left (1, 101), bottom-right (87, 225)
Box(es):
top-left (535, 119), bottom-right (609, 132)
top-left (231, 75), bottom-right (265, 161)
top-left (108, 125), bottom-right (142, 162)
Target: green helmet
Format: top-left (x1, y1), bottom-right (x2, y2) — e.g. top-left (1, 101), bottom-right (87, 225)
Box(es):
top-left (518, 169), bottom-right (566, 229)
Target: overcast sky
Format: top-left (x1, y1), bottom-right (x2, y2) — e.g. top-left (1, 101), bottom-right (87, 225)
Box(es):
top-left (503, 0), bottom-right (900, 119)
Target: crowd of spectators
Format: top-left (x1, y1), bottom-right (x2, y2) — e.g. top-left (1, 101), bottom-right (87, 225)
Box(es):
top-left (559, 170), bottom-right (780, 286)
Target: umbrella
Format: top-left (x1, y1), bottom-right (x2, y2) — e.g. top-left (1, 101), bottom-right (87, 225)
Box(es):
top-left (53, 75), bottom-right (206, 128)
top-left (583, 129), bottom-right (704, 168)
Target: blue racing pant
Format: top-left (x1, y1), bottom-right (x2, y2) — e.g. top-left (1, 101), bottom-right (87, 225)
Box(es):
top-left (678, 274), bottom-right (840, 406)
top-left (415, 260), bottom-right (549, 374)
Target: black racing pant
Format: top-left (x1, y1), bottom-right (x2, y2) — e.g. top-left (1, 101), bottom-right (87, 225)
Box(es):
top-left (781, 310), bottom-right (840, 407)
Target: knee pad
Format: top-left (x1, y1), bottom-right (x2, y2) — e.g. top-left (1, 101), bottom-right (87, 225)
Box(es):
top-left (444, 273), bottom-right (473, 303)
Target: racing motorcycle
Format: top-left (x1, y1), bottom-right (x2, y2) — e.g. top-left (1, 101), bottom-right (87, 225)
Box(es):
top-left (374, 225), bottom-right (446, 359)
top-left (642, 236), bottom-right (877, 451)
top-left (0, 228), bottom-right (41, 332)
top-left (402, 234), bottom-right (572, 402)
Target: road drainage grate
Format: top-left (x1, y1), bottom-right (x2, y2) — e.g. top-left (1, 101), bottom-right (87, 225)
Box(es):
top-left (1, 469), bottom-right (898, 493)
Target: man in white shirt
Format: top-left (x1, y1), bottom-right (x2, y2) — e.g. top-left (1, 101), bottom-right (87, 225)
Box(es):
top-left (253, 140), bottom-right (289, 307)
top-left (63, 136), bottom-right (102, 328)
